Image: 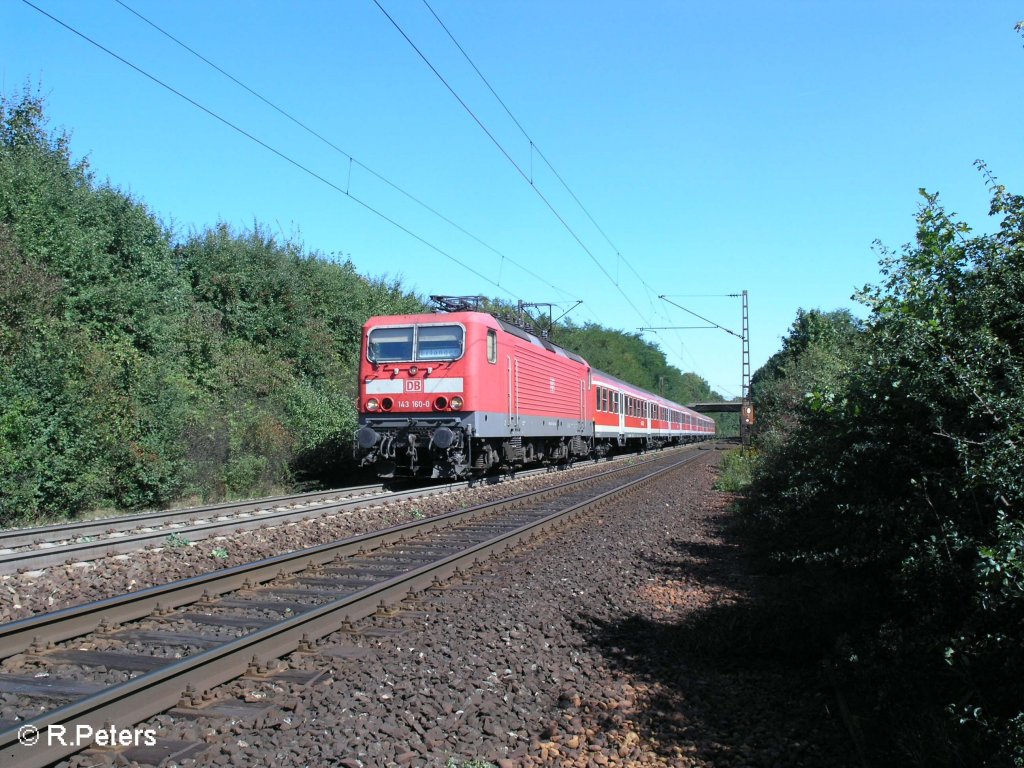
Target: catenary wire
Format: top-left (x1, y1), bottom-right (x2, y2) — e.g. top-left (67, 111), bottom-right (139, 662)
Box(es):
top-left (20, 0), bottom-right (521, 300)
top-left (372, 0), bottom-right (656, 331)
top-left (414, 0), bottom-right (720, 381)
top-left (421, 0), bottom-right (659, 293)
top-left (111, 0), bottom-right (578, 305)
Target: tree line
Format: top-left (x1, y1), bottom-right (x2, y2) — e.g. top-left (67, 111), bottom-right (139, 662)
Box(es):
top-left (0, 88), bottom-right (725, 525)
top-left (744, 174), bottom-right (1023, 765)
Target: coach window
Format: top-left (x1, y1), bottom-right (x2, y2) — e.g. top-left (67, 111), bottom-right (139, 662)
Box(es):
top-left (486, 329), bottom-right (497, 364)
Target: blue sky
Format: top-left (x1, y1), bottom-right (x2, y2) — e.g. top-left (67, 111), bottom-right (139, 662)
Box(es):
top-left (3, 1), bottom-right (1022, 399)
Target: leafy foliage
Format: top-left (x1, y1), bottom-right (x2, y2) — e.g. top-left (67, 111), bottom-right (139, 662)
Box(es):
top-left (744, 174), bottom-right (1024, 765)
top-left (0, 87), bottom-right (724, 525)
top-left (0, 88), bottom-right (423, 522)
top-left (713, 448), bottom-right (756, 492)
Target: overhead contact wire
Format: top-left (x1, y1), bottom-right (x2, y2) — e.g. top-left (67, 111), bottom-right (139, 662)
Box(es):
top-left (21, 0), bottom-right (520, 299)
top-left (111, 0), bottom-right (574, 303)
top-left (373, 0), bottom-right (652, 329)
top-left (420, 0), bottom-right (667, 312)
top-left (428, 0), bottom-right (693, 366)
top-left (413, 0), bottom-right (694, 361)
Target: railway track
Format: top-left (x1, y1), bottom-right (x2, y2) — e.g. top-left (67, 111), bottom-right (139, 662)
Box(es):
top-left (0, 449), bottom-right (693, 576)
top-left (0, 486), bottom-right (386, 576)
top-left (0, 449), bottom-right (702, 767)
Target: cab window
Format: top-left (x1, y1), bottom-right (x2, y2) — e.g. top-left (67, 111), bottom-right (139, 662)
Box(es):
top-left (416, 325), bottom-right (464, 361)
top-left (368, 326), bottom-right (413, 362)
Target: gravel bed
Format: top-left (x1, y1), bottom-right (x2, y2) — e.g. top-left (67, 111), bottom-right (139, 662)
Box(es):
top-left (0, 453), bottom-right (673, 623)
top-left (58, 450), bottom-right (854, 768)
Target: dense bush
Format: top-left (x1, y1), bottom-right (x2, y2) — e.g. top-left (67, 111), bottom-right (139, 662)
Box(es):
top-left (745, 174), bottom-right (1024, 765)
top-left (1, 88), bottom-right (719, 523)
top-left (0, 88), bottom-right (423, 522)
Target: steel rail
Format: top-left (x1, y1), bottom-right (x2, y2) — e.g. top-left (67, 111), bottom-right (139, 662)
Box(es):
top-left (0, 447), bottom-right (693, 575)
top-left (0, 452), bottom-right (690, 657)
top-left (0, 453), bottom-right (700, 767)
top-left (0, 488), bottom-right (397, 576)
top-left (0, 485), bottom-right (384, 548)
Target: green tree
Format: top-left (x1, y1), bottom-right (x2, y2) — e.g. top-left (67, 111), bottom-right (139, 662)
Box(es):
top-left (0, 87), bottom-right (425, 519)
top-left (744, 176), bottom-right (1024, 765)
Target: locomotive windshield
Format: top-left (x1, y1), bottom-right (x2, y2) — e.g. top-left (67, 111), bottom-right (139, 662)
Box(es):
top-left (367, 324), bottom-right (464, 362)
top-left (416, 325), bottom-right (464, 360)
top-left (368, 326), bottom-right (414, 362)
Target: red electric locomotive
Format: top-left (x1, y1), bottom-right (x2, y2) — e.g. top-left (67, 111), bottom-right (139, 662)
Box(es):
top-left (354, 306), bottom-right (715, 479)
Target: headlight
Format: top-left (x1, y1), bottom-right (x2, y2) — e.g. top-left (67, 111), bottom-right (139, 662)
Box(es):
top-left (365, 398), bottom-right (380, 412)
top-left (450, 396), bottom-right (464, 410)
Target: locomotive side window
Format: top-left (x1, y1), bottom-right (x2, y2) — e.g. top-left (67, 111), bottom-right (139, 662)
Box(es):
top-left (368, 326), bottom-right (414, 362)
top-left (487, 329), bottom-right (497, 364)
top-left (416, 325), bottom-right (465, 361)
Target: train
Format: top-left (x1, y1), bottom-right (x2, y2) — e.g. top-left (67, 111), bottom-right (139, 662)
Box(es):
top-left (354, 305), bottom-right (715, 479)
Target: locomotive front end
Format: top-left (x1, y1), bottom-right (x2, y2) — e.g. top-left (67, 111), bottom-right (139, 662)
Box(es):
top-left (355, 315), bottom-right (476, 479)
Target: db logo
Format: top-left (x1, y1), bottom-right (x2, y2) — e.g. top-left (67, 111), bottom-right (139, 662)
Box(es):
top-left (405, 380), bottom-right (423, 393)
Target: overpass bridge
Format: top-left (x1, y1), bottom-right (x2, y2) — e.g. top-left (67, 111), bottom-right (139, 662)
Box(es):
top-left (687, 401), bottom-right (754, 444)
top-left (688, 401), bottom-right (741, 413)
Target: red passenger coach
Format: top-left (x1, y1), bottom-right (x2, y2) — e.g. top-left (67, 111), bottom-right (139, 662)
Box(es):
top-left (591, 370), bottom-right (716, 449)
top-left (355, 308), bottom-right (714, 479)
